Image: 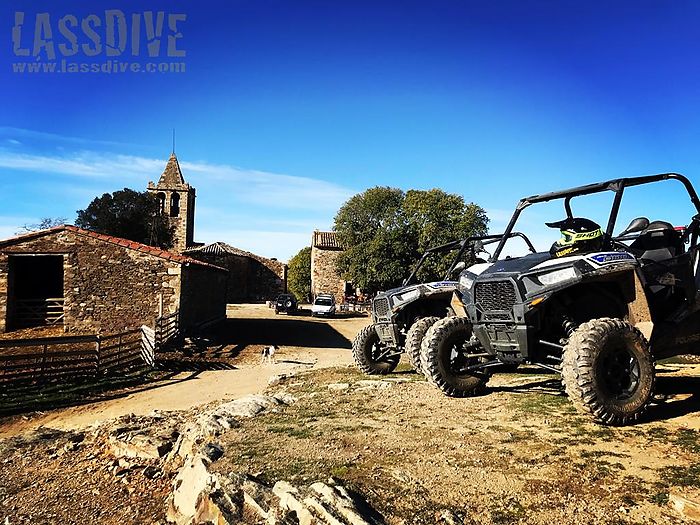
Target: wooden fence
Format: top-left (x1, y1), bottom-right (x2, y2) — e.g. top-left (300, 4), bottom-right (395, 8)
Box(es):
top-left (0, 328), bottom-right (147, 386)
top-left (14, 297), bottom-right (65, 328)
top-left (0, 310), bottom-right (183, 388)
top-left (155, 310), bottom-right (180, 349)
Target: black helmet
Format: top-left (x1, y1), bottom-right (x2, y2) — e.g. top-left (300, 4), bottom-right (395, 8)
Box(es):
top-left (547, 217), bottom-right (603, 258)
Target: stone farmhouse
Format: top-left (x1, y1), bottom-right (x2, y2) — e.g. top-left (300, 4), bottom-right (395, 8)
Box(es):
top-left (0, 225), bottom-right (227, 334)
top-left (311, 230), bottom-right (349, 300)
top-left (184, 242), bottom-right (286, 303)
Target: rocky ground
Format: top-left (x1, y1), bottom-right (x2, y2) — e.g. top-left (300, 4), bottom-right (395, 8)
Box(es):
top-left (1, 305), bottom-right (699, 524)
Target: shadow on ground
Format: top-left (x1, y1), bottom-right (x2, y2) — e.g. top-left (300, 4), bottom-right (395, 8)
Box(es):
top-left (0, 367), bottom-right (204, 418)
top-left (646, 373), bottom-right (700, 422)
top-left (208, 318), bottom-right (352, 353)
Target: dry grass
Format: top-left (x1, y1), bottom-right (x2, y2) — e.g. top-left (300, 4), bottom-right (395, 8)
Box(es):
top-left (211, 364), bottom-right (700, 524)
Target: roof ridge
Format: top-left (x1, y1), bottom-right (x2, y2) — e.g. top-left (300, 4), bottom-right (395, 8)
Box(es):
top-left (185, 241), bottom-right (283, 263)
top-left (0, 225), bottom-right (226, 272)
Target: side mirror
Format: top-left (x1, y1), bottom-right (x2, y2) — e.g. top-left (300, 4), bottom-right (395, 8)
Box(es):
top-left (451, 261), bottom-right (466, 276)
top-left (618, 217), bottom-right (649, 237)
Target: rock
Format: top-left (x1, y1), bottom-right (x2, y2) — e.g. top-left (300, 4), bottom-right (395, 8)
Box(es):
top-left (109, 432), bottom-right (175, 460)
top-left (310, 482), bottom-right (379, 525)
top-left (268, 373), bottom-right (294, 386)
top-left (192, 479), bottom-right (243, 525)
top-left (167, 454), bottom-right (242, 524)
top-left (203, 442), bottom-right (224, 462)
top-left (303, 494), bottom-right (345, 525)
top-left (354, 380), bottom-right (392, 390)
top-left (328, 383), bottom-right (350, 391)
top-left (669, 490), bottom-right (700, 521)
top-left (168, 455), bottom-right (215, 523)
top-left (437, 509), bottom-right (464, 525)
top-left (144, 466), bottom-right (161, 479)
top-left (222, 394), bottom-right (286, 418)
top-left (198, 394), bottom-right (292, 436)
top-left (272, 481), bottom-right (315, 525)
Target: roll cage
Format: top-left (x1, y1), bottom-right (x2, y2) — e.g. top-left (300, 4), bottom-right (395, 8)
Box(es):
top-left (402, 232), bottom-right (536, 286)
top-left (492, 173), bottom-right (700, 261)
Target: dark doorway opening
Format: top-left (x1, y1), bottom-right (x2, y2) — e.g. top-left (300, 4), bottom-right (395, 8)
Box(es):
top-left (8, 255), bottom-right (65, 329)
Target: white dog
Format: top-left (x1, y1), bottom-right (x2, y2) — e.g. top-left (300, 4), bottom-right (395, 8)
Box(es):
top-left (261, 345), bottom-right (278, 364)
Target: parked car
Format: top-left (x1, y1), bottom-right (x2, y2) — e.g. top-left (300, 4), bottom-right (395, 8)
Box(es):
top-left (275, 294), bottom-right (298, 315)
top-left (311, 294), bottom-right (336, 317)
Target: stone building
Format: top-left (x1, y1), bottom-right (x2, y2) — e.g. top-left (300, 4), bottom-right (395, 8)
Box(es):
top-left (310, 231), bottom-right (349, 300)
top-left (147, 153), bottom-right (196, 253)
top-left (185, 242), bottom-right (287, 303)
top-left (0, 225), bottom-right (227, 335)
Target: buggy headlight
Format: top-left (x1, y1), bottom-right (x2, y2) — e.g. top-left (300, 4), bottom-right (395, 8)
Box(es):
top-left (458, 272), bottom-right (477, 292)
top-left (537, 267), bottom-right (577, 286)
top-left (392, 288), bottom-right (420, 305)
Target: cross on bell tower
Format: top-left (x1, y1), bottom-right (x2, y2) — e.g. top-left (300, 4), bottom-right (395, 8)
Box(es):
top-left (147, 153), bottom-right (196, 253)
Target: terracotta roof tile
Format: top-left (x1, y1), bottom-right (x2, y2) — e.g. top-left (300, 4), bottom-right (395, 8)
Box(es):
top-left (184, 241), bottom-right (285, 266)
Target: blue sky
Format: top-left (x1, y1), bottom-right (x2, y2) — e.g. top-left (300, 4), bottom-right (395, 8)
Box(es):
top-left (2, 0), bottom-right (700, 260)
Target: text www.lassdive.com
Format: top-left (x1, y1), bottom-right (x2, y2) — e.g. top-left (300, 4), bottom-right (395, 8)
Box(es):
top-left (12, 59), bottom-right (186, 74)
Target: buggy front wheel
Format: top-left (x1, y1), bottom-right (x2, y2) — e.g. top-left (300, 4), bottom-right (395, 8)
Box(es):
top-left (421, 317), bottom-right (490, 397)
top-left (352, 325), bottom-right (400, 375)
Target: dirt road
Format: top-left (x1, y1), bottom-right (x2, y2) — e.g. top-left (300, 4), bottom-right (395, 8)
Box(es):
top-left (0, 304), bottom-right (369, 436)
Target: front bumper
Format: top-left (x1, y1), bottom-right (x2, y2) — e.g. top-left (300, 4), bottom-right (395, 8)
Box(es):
top-left (472, 322), bottom-right (531, 362)
top-left (466, 276), bottom-right (533, 361)
top-left (373, 322), bottom-right (401, 347)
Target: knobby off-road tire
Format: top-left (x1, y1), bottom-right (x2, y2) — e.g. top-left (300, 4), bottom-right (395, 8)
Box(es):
top-left (405, 316), bottom-right (440, 376)
top-left (562, 318), bottom-right (655, 426)
top-left (421, 316), bottom-right (489, 397)
top-left (352, 324), bottom-right (400, 375)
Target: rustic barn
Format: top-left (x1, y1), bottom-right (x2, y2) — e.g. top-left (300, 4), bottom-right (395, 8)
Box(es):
top-left (185, 242), bottom-right (287, 303)
top-left (310, 231), bottom-right (350, 300)
top-left (0, 225), bottom-right (227, 335)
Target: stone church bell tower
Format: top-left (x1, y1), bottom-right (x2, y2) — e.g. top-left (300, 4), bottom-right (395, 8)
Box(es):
top-left (147, 153), bottom-right (196, 253)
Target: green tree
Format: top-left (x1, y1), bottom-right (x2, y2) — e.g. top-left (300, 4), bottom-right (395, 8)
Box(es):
top-left (333, 187), bottom-right (489, 293)
top-left (403, 189), bottom-right (489, 282)
top-left (287, 246), bottom-right (312, 301)
top-left (75, 188), bottom-right (174, 249)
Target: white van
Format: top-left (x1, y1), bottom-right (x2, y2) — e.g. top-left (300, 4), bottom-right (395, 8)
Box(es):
top-left (311, 294), bottom-right (336, 317)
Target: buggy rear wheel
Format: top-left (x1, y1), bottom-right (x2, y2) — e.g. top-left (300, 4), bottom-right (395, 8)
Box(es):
top-left (405, 316), bottom-right (440, 376)
top-left (562, 318), bottom-right (655, 426)
top-left (352, 324), bottom-right (400, 375)
top-left (421, 317), bottom-right (489, 397)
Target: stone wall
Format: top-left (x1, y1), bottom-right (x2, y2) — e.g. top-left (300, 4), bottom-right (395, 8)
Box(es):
top-left (187, 248), bottom-right (287, 303)
top-left (180, 263), bottom-right (228, 329)
top-left (310, 248), bottom-right (346, 300)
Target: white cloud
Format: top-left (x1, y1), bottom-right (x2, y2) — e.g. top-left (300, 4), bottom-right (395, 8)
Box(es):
top-left (0, 144), bottom-right (352, 258)
top-left (0, 127), bottom-right (135, 148)
top-left (0, 148), bottom-right (354, 212)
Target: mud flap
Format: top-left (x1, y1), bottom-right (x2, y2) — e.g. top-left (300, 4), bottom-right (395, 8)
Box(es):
top-left (450, 292), bottom-right (467, 318)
